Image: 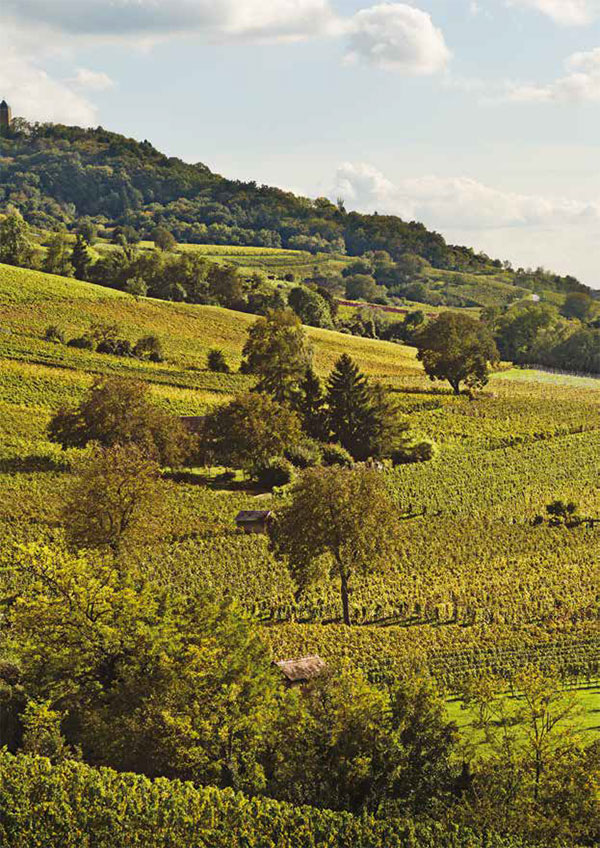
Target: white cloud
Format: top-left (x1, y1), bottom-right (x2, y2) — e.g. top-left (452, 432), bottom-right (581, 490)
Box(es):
top-left (332, 161), bottom-right (600, 228)
top-left (0, 2), bottom-right (451, 125)
top-left (0, 26), bottom-right (98, 125)
top-left (508, 46), bottom-right (600, 102)
top-left (70, 68), bottom-right (115, 91)
top-left (508, 0), bottom-right (600, 26)
top-left (330, 161), bottom-right (600, 280)
top-left (2, 0), bottom-right (338, 43)
top-left (345, 4), bottom-right (451, 74)
top-left (0, 0), bottom-right (341, 125)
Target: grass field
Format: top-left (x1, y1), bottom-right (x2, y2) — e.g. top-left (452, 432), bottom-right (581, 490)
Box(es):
top-left (447, 684), bottom-right (600, 748)
top-left (1, 261), bottom-right (599, 733)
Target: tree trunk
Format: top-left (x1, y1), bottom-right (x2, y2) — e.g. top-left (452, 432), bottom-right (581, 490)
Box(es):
top-left (340, 572), bottom-right (351, 626)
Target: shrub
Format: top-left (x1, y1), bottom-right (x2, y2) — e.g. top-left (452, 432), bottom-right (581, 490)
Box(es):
top-left (44, 325), bottom-right (65, 344)
top-left (67, 335), bottom-right (94, 350)
top-left (96, 338), bottom-right (133, 357)
top-left (207, 349), bottom-right (230, 373)
top-left (134, 335), bottom-right (164, 362)
top-left (255, 457), bottom-right (294, 490)
top-left (284, 439), bottom-right (322, 469)
top-left (321, 443), bottom-right (354, 468)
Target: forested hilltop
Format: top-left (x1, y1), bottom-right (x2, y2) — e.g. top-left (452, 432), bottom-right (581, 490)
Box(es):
top-left (0, 120), bottom-right (588, 299)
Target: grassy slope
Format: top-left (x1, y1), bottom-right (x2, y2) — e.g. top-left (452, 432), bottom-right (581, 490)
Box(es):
top-left (1, 262), bottom-right (600, 734)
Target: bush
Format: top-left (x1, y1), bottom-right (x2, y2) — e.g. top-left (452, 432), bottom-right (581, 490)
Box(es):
top-left (284, 439), bottom-right (322, 469)
top-left (255, 457), bottom-right (294, 490)
top-left (44, 325), bottom-right (65, 344)
top-left (207, 349), bottom-right (230, 373)
top-left (321, 443), bottom-right (354, 468)
top-left (66, 335), bottom-right (94, 350)
top-left (133, 335), bottom-right (164, 362)
top-left (96, 338), bottom-right (133, 357)
top-left (391, 439), bottom-right (436, 465)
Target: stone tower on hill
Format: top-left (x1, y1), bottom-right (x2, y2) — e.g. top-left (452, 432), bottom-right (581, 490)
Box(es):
top-left (0, 101), bottom-right (13, 134)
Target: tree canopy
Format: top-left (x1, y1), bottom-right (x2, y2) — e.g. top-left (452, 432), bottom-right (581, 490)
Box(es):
top-left (196, 392), bottom-right (302, 475)
top-left (64, 443), bottom-right (168, 555)
top-left (416, 312), bottom-right (499, 394)
top-left (242, 310), bottom-right (312, 403)
top-left (47, 377), bottom-right (189, 467)
top-left (270, 466), bottom-right (400, 625)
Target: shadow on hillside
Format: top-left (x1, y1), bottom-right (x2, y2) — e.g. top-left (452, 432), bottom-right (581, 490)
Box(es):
top-left (388, 386), bottom-right (453, 397)
top-left (164, 469), bottom-right (270, 495)
top-left (0, 455), bottom-right (69, 474)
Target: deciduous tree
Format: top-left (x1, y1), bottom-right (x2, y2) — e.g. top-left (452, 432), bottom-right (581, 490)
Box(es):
top-left (64, 443), bottom-right (167, 555)
top-left (416, 312), bottom-right (499, 394)
top-left (6, 543), bottom-right (277, 792)
top-left (242, 309), bottom-right (312, 403)
top-left (48, 377), bottom-right (189, 467)
top-left (197, 393), bottom-right (302, 476)
top-left (0, 209), bottom-right (35, 267)
top-left (152, 226), bottom-right (176, 252)
top-left (271, 466), bottom-right (399, 625)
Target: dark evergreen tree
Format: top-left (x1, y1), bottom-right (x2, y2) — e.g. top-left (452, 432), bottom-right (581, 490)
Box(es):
top-left (296, 368), bottom-right (328, 441)
top-left (43, 232), bottom-right (74, 277)
top-left (71, 234), bottom-right (90, 280)
top-left (326, 355), bottom-right (373, 460)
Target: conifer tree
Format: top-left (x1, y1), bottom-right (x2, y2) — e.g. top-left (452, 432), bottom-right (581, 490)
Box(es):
top-left (71, 234), bottom-right (90, 280)
top-left (326, 354), bottom-right (373, 460)
top-left (296, 367), bottom-right (327, 440)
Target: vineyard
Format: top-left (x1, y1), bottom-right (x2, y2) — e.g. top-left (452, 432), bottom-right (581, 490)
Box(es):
top-left (1, 262), bottom-right (600, 711)
top-left (0, 752), bottom-right (553, 848)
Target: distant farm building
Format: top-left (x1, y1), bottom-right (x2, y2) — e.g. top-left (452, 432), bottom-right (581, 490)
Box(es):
top-left (235, 510), bottom-right (272, 535)
top-left (275, 656), bottom-right (327, 687)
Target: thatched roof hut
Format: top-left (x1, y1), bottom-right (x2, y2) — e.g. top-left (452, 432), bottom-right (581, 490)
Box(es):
top-left (275, 656), bottom-right (327, 686)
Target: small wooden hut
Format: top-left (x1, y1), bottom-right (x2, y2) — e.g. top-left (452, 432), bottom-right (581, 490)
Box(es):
top-left (235, 510), bottom-right (273, 535)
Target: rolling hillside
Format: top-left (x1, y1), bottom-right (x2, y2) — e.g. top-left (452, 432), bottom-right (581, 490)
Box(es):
top-left (2, 259), bottom-right (600, 844)
top-left (0, 121), bottom-right (590, 313)
top-left (2, 261), bottom-right (600, 653)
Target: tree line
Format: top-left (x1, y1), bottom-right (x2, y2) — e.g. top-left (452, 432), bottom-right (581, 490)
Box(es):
top-left (1, 120), bottom-right (531, 275)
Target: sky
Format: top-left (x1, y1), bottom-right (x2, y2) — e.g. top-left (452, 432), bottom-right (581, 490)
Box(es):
top-left (1, 1), bottom-right (600, 285)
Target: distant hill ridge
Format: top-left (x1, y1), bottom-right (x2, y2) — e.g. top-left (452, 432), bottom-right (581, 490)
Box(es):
top-left (0, 119), bottom-right (589, 298)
